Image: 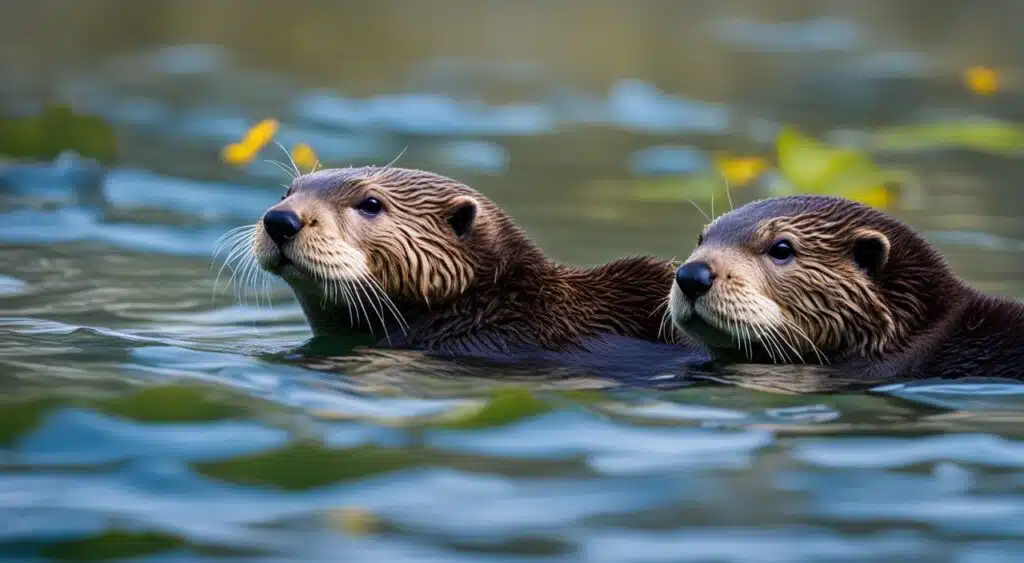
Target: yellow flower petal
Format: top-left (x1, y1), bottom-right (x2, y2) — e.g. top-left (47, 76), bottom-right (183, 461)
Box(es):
top-left (714, 154), bottom-right (768, 188)
top-left (965, 66), bottom-right (999, 96)
top-left (844, 185), bottom-right (893, 210)
top-left (291, 143), bottom-right (318, 172)
top-left (243, 118), bottom-right (280, 150)
top-left (221, 142), bottom-right (255, 166)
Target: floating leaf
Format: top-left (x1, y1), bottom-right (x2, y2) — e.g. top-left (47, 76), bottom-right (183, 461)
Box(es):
top-left (871, 120), bottom-right (1024, 156)
top-left (38, 529), bottom-right (261, 561)
top-left (435, 387), bottom-right (551, 429)
top-left (40, 530), bottom-right (184, 561)
top-left (196, 443), bottom-right (422, 490)
top-left (95, 384), bottom-right (247, 423)
top-left (776, 126), bottom-right (898, 209)
top-left (0, 104), bottom-right (117, 164)
top-left (777, 127), bottom-right (879, 191)
top-left (0, 397), bottom-right (59, 448)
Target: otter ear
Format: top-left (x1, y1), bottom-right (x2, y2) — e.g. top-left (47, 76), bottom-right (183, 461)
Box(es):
top-left (447, 198), bottom-right (477, 239)
top-left (852, 228), bottom-right (890, 278)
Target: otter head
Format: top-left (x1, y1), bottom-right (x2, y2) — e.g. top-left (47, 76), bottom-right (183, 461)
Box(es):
top-left (669, 195), bottom-right (950, 364)
top-left (251, 166), bottom-right (520, 335)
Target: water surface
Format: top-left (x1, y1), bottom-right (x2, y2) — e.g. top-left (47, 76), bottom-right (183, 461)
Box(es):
top-left (3, 2), bottom-right (1024, 561)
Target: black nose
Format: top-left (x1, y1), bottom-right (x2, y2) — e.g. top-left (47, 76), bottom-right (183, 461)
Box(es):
top-left (263, 209), bottom-right (304, 245)
top-left (675, 261), bottom-right (715, 301)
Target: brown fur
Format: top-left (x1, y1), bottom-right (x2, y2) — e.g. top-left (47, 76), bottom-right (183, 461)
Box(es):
top-left (250, 166), bottom-right (686, 360)
top-left (669, 195), bottom-right (1024, 381)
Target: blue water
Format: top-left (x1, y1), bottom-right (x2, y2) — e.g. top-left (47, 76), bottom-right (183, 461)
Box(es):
top-left (4, 4), bottom-right (1024, 561)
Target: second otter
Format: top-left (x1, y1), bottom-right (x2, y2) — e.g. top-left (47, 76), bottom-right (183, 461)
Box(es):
top-left (247, 166), bottom-right (696, 365)
top-left (669, 195), bottom-right (1024, 381)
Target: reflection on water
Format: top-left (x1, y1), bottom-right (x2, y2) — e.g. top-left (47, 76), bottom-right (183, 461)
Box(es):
top-left (4, 1), bottom-right (1024, 561)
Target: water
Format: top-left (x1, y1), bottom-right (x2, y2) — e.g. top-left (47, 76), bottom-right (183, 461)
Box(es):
top-left (4, 1), bottom-right (1024, 561)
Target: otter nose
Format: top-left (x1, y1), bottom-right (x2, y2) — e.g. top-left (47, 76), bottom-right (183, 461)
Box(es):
top-left (262, 209), bottom-right (303, 245)
top-left (675, 261), bottom-right (715, 301)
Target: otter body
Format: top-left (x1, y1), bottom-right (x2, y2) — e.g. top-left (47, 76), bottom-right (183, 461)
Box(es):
top-left (669, 194), bottom-right (1024, 382)
top-left (244, 166), bottom-right (700, 371)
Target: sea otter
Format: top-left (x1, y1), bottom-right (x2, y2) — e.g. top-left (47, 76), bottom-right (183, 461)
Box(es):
top-left (668, 194), bottom-right (1024, 381)
top-left (233, 166), bottom-right (702, 371)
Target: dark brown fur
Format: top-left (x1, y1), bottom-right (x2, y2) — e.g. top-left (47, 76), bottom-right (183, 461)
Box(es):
top-left (671, 194), bottom-right (1024, 381)
top-left (251, 166), bottom-right (697, 366)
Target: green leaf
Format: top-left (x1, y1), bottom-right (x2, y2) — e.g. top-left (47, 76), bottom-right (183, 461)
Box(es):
top-left (195, 443), bottom-right (422, 490)
top-left (435, 387), bottom-right (552, 429)
top-left (0, 104), bottom-right (117, 164)
top-left (0, 397), bottom-right (59, 448)
top-left (95, 384), bottom-right (247, 423)
top-left (872, 120), bottom-right (1024, 156)
top-left (776, 126), bottom-right (880, 192)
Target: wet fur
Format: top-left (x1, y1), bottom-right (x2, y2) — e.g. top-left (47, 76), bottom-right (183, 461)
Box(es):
top-left (670, 194), bottom-right (1024, 381)
top-left (251, 166), bottom-right (705, 369)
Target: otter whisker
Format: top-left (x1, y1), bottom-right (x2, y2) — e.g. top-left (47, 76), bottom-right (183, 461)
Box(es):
top-left (333, 278), bottom-right (356, 328)
top-left (655, 294), bottom-right (673, 342)
top-left (657, 307), bottom-right (671, 342)
top-left (315, 261), bottom-right (334, 309)
top-left (351, 278), bottom-right (392, 344)
top-left (718, 169), bottom-right (734, 212)
top-left (332, 264), bottom-right (363, 328)
top-left (351, 266), bottom-right (406, 333)
top-left (686, 200), bottom-right (712, 222)
top-left (362, 275), bottom-right (409, 333)
top-left (650, 294), bottom-right (671, 318)
top-left (212, 228), bottom-right (258, 272)
top-left (212, 228), bottom-right (257, 301)
top-left (213, 224), bottom-right (258, 252)
top-left (737, 321), bottom-right (753, 361)
top-left (737, 319), bottom-right (752, 361)
top-left (242, 252), bottom-right (265, 309)
top-left (335, 264), bottom-right (374, 336)
top-left (764, 323), bottom-right (801, 364)
top-left (274, 141), bottom-right (302, 180)
top-left (763, 324), bottom-right (792, 364)
top-left (321, 267), bottom-right (356, 329)
top-left (371, 146), bottom-right (409, 182)
top-left (751, 324), bottom-right (779, 364)
top-left (263, 159), bottom-right (298, 181)
top-left (230, 251), bottom-right (257, 307)
top-left (783, 319), bottom-right (829, 366)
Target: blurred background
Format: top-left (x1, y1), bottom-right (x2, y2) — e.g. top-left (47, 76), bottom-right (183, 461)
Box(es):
top-left (3, 1), bottom-right (1024, 561)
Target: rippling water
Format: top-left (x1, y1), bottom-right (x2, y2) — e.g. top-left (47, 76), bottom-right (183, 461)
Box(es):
top-left (4, 2), bottom-right (1024, 561)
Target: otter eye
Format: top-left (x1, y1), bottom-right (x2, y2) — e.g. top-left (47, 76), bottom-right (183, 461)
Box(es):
top-left (767, 239), bottom-right (795, 264)
top-left (355, 196), bottom-right (383, 216)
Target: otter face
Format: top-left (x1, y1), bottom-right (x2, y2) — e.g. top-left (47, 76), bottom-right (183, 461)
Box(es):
top-left (252, 167), bottom-right (486, 326)
top-left (669, 196), bottom-right (900, 364)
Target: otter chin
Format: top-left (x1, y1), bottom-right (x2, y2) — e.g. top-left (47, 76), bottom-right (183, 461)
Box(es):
top-left (239, 166), bottom-right (703, 370)
top-left (669, 195), bottom-right (1024, 381)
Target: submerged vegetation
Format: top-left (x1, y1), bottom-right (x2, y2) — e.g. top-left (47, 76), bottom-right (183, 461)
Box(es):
top-left (0, 105), bottom-right (117, 164)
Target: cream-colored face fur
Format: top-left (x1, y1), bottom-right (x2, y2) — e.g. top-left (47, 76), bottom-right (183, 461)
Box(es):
top-left (669, 244), bottom-right (792, 358)
top-left (670, 201), bottom-right (898, 365)
top-left (244, 167), bottom-right (497, 336)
